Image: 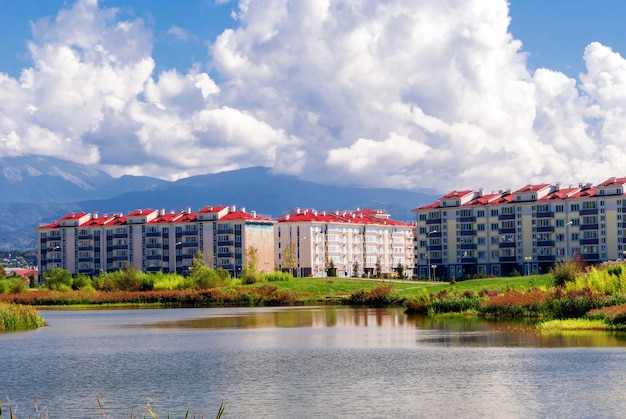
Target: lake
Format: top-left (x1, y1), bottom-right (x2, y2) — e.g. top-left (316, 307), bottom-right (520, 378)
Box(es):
top-left (2, 306), bottom-right (626, 418)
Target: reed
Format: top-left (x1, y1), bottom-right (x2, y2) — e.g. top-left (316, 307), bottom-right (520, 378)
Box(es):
top-left (0, 302), bottom-right (46, 331)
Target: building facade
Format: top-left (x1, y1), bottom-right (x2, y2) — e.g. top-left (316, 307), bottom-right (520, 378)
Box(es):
top-left (274, 208), bottom-right (415, 277)
top-left (36, 205), bottom-right (275, 279)
top-left (413, 177), bottom-right (626, 280)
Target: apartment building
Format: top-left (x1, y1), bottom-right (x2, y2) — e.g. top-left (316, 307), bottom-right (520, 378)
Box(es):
top-left (274, 208), bottom-right (415, 277)
top-left (413, 177), bottom-right (626, 280)
top-left (36, 205), bottom-right (275, 279)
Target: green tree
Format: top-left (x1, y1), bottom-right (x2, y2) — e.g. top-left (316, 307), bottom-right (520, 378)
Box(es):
top-left (43, 267), bottom-right (73, 291)
top-left (326, 259), bottom-right (337, 277)
top-left (375, 258), bottom-right (383, 279)
top-left (242, 246), bottom-right (259, 284)
top-left (395, 263), bottom-right (405, 279)
top-left (116, 263), bottom-right (142, 291)
top-left (282, 243), bottom-right (297, 276)
top-left (188, 251), bottom-right (231, 289)
top-left (352, 261), bottom-right (359, 278)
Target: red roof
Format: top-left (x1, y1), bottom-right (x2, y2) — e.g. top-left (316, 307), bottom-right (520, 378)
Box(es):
top-left (597, 177), bottom-right (626, 187)
top-left (514, 183), bottom-right (550, 193)
top-left (275, 208), bottom-right (411, 227)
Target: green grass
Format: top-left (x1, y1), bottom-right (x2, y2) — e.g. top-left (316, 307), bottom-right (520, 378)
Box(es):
top-left (538, 318), bottom-right (610, 331)
top-left (246, 274), bottom-right (554, 302)
top-left (0, 302), bottom-right (46, 331)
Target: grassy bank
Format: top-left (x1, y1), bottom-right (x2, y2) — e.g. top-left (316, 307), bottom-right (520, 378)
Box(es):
top-left (5, 260), bottom-right (626, 332)
top-left (0, 302), bottom-right (46, 331)
top-left (0, 275), bottom-right (551, 308)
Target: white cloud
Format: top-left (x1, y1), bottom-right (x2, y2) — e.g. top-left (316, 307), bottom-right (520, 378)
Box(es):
top-left (2, 0), bottom-right (626, 192)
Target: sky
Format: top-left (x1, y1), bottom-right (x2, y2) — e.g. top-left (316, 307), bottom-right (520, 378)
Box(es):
top-left (1, 0), bottom-right (626, 194)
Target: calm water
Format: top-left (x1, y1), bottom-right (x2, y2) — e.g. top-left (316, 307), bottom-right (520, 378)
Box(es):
top-left (2, 307), bottom-right (626, 418)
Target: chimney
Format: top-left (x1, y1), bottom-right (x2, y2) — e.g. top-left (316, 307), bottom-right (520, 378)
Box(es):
top-left (241, 207), bottom-right (246, 213)
top-left (478, 188), bottom-right (484, 197)
top-left (251, 210), bottom-right (256, 218)
top-left (160, 208), bottom-right (165, 216)
top-left (230, 204), bottom-right (236, 212)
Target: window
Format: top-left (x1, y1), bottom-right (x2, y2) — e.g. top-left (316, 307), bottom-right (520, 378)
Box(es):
top-left (570, 204), bottom-right (580, 212)
top-left (555, 205), bottom-right (564, 213)
top-left (477, 224), bottom-right (485, 231)
top-left (502, 206), bottom-right (514, 215)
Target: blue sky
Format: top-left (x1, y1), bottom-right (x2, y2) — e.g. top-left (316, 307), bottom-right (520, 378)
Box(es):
top-left (1, 0), bottom-right (626, 192)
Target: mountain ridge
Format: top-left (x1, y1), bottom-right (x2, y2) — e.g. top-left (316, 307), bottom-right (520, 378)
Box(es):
top-left (0, 158), bottom-right (438, 250)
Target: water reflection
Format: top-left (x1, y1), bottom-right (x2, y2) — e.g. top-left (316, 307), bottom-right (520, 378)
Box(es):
top-left (124, 306), bottom-right (626, 348)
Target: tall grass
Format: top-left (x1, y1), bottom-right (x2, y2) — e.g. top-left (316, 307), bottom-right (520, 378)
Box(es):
top-left (0, 302), bottom-right (46, 331)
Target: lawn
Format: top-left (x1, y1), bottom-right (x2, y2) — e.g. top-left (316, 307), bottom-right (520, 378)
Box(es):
top-left (247, 274), bottom-right (554, 301)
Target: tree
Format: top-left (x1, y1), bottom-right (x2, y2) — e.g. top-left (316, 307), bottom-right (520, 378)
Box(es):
top-left (43, 267), bottom-right (73, 291)
top-left (242, 246), bottom-right (259, 284)
top-left (282, 243), bottom-right (297, 276)
top-left (352, 261), bottom-right (359, 278)
top-left (188, 251), bottom-right (231, 289)
top-left (395, 263), bottom-right (406, 279)
top-left (375, 258), bottom-right (383, 279)
top-left (326, 259), bottom-right (337, 277)
top-left (0, 263), bottom-right (6, 279)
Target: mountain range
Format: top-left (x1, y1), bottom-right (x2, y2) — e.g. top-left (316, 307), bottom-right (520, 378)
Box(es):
top-left (0, 157), bottom-right (439, 250)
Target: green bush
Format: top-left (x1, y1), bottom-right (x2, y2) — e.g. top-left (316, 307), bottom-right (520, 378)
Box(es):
top-left (43, 267), bottom-right (73, 291)
top-left (259, 271), bottom-right (293, 282)
top-left (0, 278), bottom-right (28, 294)
top-left (551, 258), bottom-right (583, 287)
top-left (347, 285), bottom-right (403, 306)
top-left (72, 274), bottom-right (92, 290)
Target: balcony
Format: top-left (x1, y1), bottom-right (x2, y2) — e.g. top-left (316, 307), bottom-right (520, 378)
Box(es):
top-left (535, 211), bottom-right (554, 218)
top-left (499, 228), bottom-right (515, 234)
top-left (581, 253), bottom-right (600, 262)
top-left (500, 256), bottom-right (516, 263)
top-left (499, 242), bottom-right (515, 249)
top-left (536, 240), bottom-right (555, 248)
top-left (459, 230), bottom-right (476, 236)
top-left (460, 257), bottom-right (477, 264)
top-left (498, 214), bottom-right (515, 221)
top-left (426, 219), bottom-right (441, 225)
top-left (537, 255), bottom-right (555, 262)
top-left (580, 208), bottom-right (598, 216)
top-left (580, 224), bottom-right (598, 231)
top-left (458, 216), bottom-right (476, 223)
top-left (580, 238), bottom-right (599, 245)
top-left (458, 244), bottom-right (477, 250)
top-left (536, 226), bottom-right (554, 233)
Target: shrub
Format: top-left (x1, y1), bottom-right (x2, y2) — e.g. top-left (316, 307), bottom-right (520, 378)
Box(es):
top-left (43, 267), bottom-right (73, 291)
top-left (551, 258), bottom-right (584, 287)
top-left (347, 285), bottom-right (403, 306)
top-left (259, 271), bottom-right (293, 282)
top-left (72, 274), bottom-right (92, 291)
top-left (404, 288), bottom-right (431, 314)
top-left (0, 278), bottom-right (28, 294)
